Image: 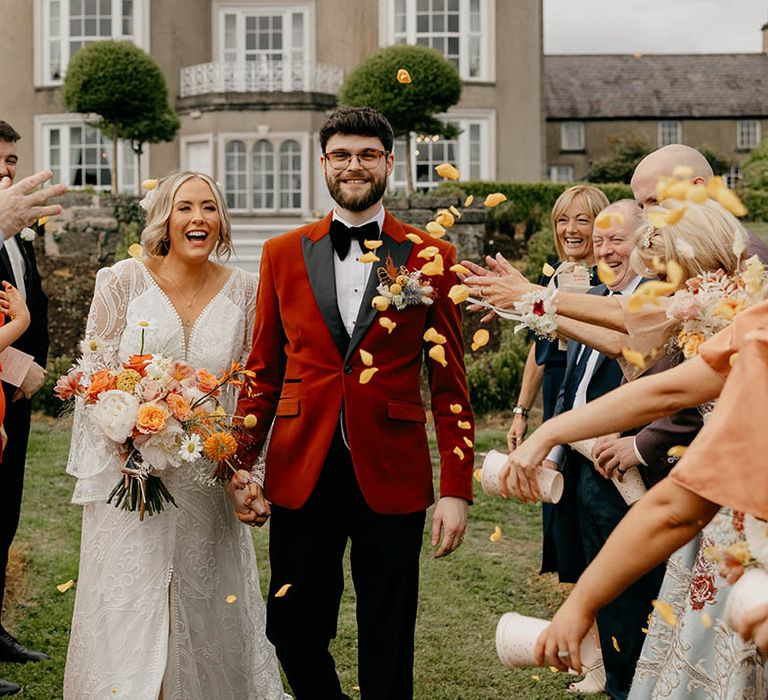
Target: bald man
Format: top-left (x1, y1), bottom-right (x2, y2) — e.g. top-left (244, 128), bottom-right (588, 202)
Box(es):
top-left (631, 144), bottom-right (768, 261)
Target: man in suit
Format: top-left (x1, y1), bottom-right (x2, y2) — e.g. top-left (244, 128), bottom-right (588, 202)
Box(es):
top-left (0, 122), bottom-right (50, 696)
top-left (233, 107), bottom-right (473, 699)
top-left (546, 200), bottom-right (665, 700)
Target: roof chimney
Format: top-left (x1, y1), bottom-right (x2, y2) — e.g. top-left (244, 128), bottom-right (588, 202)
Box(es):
top-left (763, 21), bottom-right (768, 53)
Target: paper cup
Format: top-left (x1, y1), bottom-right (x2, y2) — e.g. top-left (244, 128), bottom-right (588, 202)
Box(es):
top-left (725, 568), bottom-right (768, 630)
top-left (495, 612), bottom-right (599, 671)
top-left (481, 449), bottom-right (564, 504)
top-left (569, 440), bottom-right (647, 506)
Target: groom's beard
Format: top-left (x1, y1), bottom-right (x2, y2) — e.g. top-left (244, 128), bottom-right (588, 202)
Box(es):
top-left (326, 169), bottom-right (388, 212)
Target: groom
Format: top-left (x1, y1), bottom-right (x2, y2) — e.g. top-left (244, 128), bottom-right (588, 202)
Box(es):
top-left (235, 107), bottom-right (474, 699)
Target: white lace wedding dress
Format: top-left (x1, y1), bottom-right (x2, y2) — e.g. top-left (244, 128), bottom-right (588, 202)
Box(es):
top-left (63, 259), bottom-right (287, 700)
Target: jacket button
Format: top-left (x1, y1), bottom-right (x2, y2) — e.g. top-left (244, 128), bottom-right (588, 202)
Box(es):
top-left (343, 364), bottom-right (353, 375)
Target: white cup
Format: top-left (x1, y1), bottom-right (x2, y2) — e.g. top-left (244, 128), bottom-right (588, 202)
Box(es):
top-left (495, 612), bottom-right (599, 671)
top-left (569, 439), bottom-right (647, 505)
top-left (725, 568), bottom-right (768, 630)
top-left (481, 449), bottom-right (564, 504)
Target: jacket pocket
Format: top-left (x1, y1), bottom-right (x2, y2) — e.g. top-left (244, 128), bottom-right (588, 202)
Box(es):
top-left (387, 400), bottom-right (426, 423)
top-left (276, 398), bottom-right (300, 417)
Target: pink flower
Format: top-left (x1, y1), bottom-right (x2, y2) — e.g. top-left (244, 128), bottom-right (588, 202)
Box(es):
top-left (168, 360), bottom-right (195, 392)
top-left (668, 291), bottom-right (703, 321)
top-left (54, 370), bottom-right (85, 401)
top-left (139, 379), bottom-right (163, 402)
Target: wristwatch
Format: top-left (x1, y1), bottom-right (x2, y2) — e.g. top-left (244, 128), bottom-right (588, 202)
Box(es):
top-left (512, 405), bottom-right (529, 418)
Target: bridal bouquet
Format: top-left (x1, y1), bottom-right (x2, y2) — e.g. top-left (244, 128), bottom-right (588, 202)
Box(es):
top-left (55, 332), bottom-right (258, 520)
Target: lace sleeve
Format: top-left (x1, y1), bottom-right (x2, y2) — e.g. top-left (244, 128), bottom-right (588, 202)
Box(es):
top-left (66, 264), bottom-right (131, 489)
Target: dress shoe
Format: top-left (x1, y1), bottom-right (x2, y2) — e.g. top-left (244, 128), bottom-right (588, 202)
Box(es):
top-left (0, 679), bottom-right (21, 696)
top-left (0, 627), bottom-right (49, 663)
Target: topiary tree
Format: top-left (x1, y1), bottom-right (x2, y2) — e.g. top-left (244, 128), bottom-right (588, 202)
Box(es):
top-left (62, 40), bottom-right (179, 193)
top-left (339, 44), bottom-right (462, 194)
top-left (696, 145), bottom-right (733, 177)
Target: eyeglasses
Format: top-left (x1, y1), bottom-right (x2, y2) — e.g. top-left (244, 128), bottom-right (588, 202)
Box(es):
top-left (323, 149), bottom-right (389, 170)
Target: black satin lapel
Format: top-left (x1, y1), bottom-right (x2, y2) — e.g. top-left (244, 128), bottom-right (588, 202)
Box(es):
top-left (301, 235), bottom-right (349, 357)
top-left (345, 232), bottom-right (413, 361)
top-left (0, 247), bottom-right (15, 286)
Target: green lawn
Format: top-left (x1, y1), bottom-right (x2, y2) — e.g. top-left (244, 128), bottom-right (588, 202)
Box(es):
top-left (1, 417), bottom-right (606, 699)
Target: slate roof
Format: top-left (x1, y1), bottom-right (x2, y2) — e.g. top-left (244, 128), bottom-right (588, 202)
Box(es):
top-left (546, 53), bottom-right (768, 120)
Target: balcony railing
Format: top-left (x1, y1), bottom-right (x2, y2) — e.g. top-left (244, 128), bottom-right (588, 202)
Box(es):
top-left (180, 59), bottom-right (344, 98)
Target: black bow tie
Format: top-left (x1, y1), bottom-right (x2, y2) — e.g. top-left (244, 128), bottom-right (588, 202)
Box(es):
top-left (329, 219), bottom-right (380, 260)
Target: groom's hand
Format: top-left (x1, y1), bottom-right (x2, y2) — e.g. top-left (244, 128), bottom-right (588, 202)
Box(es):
top-left (431, 496), bottom-right (468, 558)
top-left (228, 469), bottom-right (271, 527)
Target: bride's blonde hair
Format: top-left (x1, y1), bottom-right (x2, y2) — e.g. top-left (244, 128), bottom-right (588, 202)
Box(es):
top-left (140, 171), bottom-right (233, 259)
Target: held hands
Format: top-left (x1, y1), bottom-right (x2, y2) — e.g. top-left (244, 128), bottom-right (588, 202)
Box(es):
top-left (592, 434), bottom-right (639, 480)
top-left (534, 593), bottom-right (597, 673)
top-left (228, 469), bottom-right (271, 527)
top-left (731, 602), bottom-right (768, 654)
top-left (431, 496), bottom-right (468, 558)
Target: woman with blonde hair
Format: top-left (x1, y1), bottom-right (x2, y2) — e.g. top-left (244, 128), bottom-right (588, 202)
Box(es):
top-left (63, 172), bottom-right (288, 700)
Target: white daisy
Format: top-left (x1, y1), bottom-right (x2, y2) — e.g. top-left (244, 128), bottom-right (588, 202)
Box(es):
top-left (179, 434), bottom-right (203, 462)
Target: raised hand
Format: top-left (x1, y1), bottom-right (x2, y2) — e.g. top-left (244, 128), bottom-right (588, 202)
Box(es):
top-left (0, 170), bottom-right (67, 237)
top-left (464, 253), bottom-right (538, 310)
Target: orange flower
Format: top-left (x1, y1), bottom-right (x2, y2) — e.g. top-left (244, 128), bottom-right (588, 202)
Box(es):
top-left (136, 403), bottom-right (169, 434)
top-left (203, 431), bottom-right (238, 461)
top-left (166, 393), bottom-right (192, 421)
top-left (196, 368), bottom-right (220, 395)
top-left (125, 354), bottom-right (153, 377)
top-left (85, 369), bottom-right (117, 403)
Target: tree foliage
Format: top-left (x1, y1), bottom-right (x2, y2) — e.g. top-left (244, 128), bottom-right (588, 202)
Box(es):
top-left (587, 136), bottom-right (652, 183)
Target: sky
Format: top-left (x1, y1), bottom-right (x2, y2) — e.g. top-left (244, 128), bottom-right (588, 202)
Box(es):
top-left (544, 0), bottom-right (768, 54)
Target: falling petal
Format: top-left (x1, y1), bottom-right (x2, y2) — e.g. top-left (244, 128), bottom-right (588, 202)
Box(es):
top-left (701, 613), bottom-right (713, 628)
top-left (358, 251), bottom-right (380, 263)
top-left (448, 284), bottom-right (470, 304)
top-left (458, 420), bottom-right (471, 429)
top-left (542, 262), bottom-right (556, 277)
top-left (666, 259), bottom-right (686, 286)
top-left (471, 329), bottom-right (490, 350)
top-left (275, 583), bottom-right (293, 598)
top-left (417, 245), bottom-right (440, 259)
top-left (597, 259), bottom-right (616, 286)
top-left (489, 525), bottom-right (502, 542)
top-left (667, 445), bottom-right (687, 459)
top-left (729, 352), bottom-right (739, 367)
top-left (428, 345), bottom-right (448, 367)
top-left (627, 291), bottom-right (652, 312)
top-left (686, 184), bottom-right (708, 203)
top-left (426, 221), bottom-right (447, 237)
top-left (396, 68), bottom-right (412, 84)
top-left (612, 636), bottom-right (621, 652)
top-left (450, 403), bottom-right (462, 414)
top-left (549, 667), bottom-right (559, 673)
top-left (453, 446), bottom-right (465, 460)
top-left (463, 436), bottom-right (474, 448)
top-left (530, 674), bottom-right (540, 681)
top-left (379, 317), bottom-right (397, 334)
top-left (359, 367), bottom-right (379, 384)
top-left (449, 205), bottom-right (462, 218)
top-left (713, 301), bottom-right (736, 320)
top-left (359, 349), bottom-right (374, 367)
top-left (436, 211), bottom-right (455, 228)
top-left (484, 192), bottom-right (508, 208)
top-left (405, 232), bottom-right (424, 244)
top-left (450, 263), bottom-right (470, 275)
top-left (423, 327), bottom-right (447, 344)
top-left (226, 594), bottom-right (237, 604)
top-left (421, 254), bottom-right (445, 276)
top-left (638, 280), bottom-right (678, 298)
top-left (621, 347), bottom-right (646, 370)
top-left (57, 579), bottom-right (75, 593)
top-left (672, 165), bottom-right (693, 179)
top-left (243, 414), bottom-right (257, 429)
top-left (142, 178), bottom-right (158, 190)
top-left (652, 599), bottom-right (678, 627)
top-left (371, 296), bottom-right (390, 311)
top-left (595, 212), bottom-right (612, 230)
top-left (435, 162), bottom-right (460, 181)
top-left (364, 239), bottom-right (383, 249)
top-left (706, 176), bottom-right (726, 197)
top-left (715, 188), bottom-right (748, 217)
top-left (464, 194), bottom-right (474, 207)
top-left (128, 243), bottom-right (144, 260)
top-left (666, 180), bottom-right (693, 201)
top-left (38, 215), bottom-right (50, 226)
top-left (473, 468), bottom-right (482, 482)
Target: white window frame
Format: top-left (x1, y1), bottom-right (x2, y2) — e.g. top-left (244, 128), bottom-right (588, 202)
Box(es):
top-left (218, 131), bottom-right (309, 215)
top-left (180, 134), bottom-right (215, 176)
top-left (658, 120), bottom-right (682, 147)
top-left (34, 0), bottom-right (149, 87)
top-left (389, 108), bottom-right (495, 191)
top-left (379, 0), bottom-right (495, 82)
top-left (560, 122), bottom-right (584, 152)
top-left (548, 165), bottom-right (574, 183)
top-left (737, 120), bottom-right (761, 150)
top-left (34, 113), bottom-right (141, 193)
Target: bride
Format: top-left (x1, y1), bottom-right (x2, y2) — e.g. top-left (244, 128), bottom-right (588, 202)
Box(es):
top-left (63, 172), bottom-right (288, 699)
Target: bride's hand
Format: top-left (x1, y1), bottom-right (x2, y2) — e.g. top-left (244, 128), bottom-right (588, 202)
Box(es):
top-left (228, 469), bottom-right (271, 527)
top-left (464, 254), bottom-right (538, 310)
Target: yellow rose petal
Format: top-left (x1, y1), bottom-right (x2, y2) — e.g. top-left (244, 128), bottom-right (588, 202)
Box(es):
top-left (458, 420), bottom-right (471, 429)
top-left (464, 194), bottom-right (474, 207)
top-left (706, 175), bottom-right (726, 197)
top-left (450, 403), bottom-right (462, 414)
top-left (428, 344), bottom-right (447, 367)
top-left (652, 599), bottom-right (677, 627)
top-left (701, 612), bottom-right (713, 628)
top-left (128, 243), bottom-right (144, 260)
top-left (453, 446), bottom-right (465, 460)
top-left (484, 192), bottom-right (508, 208)
top-left (473, 468), bottom-right (482, 483)
top-left (226, 594), bottom-right (237, 604)
top-left (38, 215), bottom-right (50, 226)
top-left (57, 579), bottom-right (75, 593)
top-left (594, 211), bottom-right (613, 230)
top-left (142, 178), bottom-right (158, 190)
top-left (449, 205), bottom-right (462, 218)
top-left (627, 291), bottom-right (652, 312)
top-left (542, 262), bottom-right (556, 277)
top-left (665, 180), bottom-right (692, 201)
top-left (612, 635), bottom-right (621, 652)
top-left (450, 263), bottom-right (470, 276)
top-left (417, 245), bottom-right (440, 259)
top-left (489, 525), bottom-right (502, 542)
top-left (530, 674), bottom-right (540, 681)
top-left (423, 327), bottom-right (447, 344)
top-left (436, 211), bottom-right (455, 228)
top-left (371, 295), bottom-right (390, 311)
top-left (359, 367), bottom-right (379, 384)
top-left (638, 280), bottom-right (678, 298)
top-left (715, 187), bottom-right (748, 217)
top-left (274, 583), bottom-right (293, 598)
top-left (597, 259), bottom-right (616, 286)
top-left (243, 414), bottom-right (257, 429)
top-left (686, 184), bottom-right (708, 203)
top-left (729, 351), bottom-right (739, 367)
top-left (378, 317), bottom-right (396, 334)
top-left (396, 68), bottom-right (412, 84)
top-left (435, 162), bottom-right (460, 181)
top-left (448, 284), bottom-right (470, 304)
top-left (667, 445), bottom-right (687, 459)
top-left (713, 301), bottom-right (736, 320)
top-left (421, 254), bottom-right (445, 276)
top-left (471, 329), bottom-right (490, 351)
top-left (672, 165), bottom-right (694, 179)
top-left (463, 436), bottom-right (474, 448)
top-left (364, 239), bottom-right (383, 250)
top-left (359, 349), bottom-right (374, 367)
top-left (405, 232), bottom-right (424, 244)
top-left (666, 259), bottom-right (685, 286)
top-left (357, 251), bottom-right (380, 263)
top-left (621, 347), bottom-right (646, 370)
top-left (425, 221), bottom-right (447, 238)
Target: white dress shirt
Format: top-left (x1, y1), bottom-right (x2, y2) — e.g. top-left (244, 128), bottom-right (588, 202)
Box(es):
top-left (5, 236), bottom-right (26, 300)
top-left (332, 207), bottom-right (385, 337)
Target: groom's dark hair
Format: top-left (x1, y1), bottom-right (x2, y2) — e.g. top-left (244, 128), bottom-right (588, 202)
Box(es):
top-left (319, 107), bottom-right (395, 153)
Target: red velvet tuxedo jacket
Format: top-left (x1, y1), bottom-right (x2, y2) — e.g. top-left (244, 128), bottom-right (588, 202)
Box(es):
top-left (237, 210), bottom-right (474, 514)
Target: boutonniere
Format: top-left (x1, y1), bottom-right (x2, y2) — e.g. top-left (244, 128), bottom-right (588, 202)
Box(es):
top-left (372, 255), bottom-right (435, 312)
top-left (20, 228), bottom-right (36, 242)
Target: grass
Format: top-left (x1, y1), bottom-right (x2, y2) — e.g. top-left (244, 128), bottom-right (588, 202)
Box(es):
top-left (1, 416), bottom-right (606, 699)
